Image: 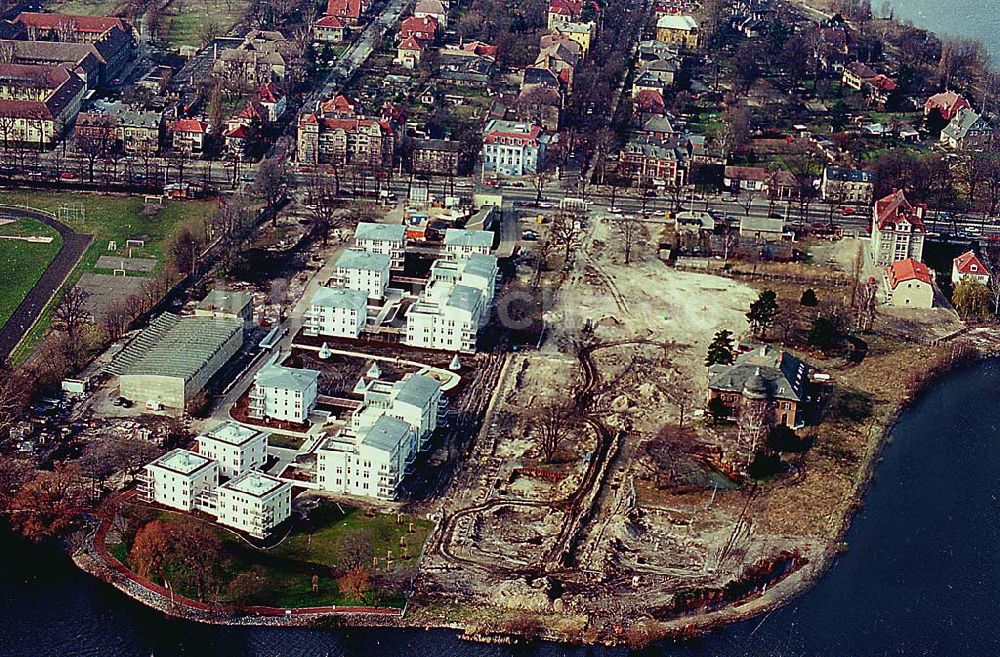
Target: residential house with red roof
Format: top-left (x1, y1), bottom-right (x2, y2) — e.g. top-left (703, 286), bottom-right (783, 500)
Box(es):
top-left (399, 15), bottom-right (440, 43)
top-left (256, 82), bottom-right (286, 122)
top-left (313, 15), bottom-right (346, 43)
top-left (871, 189), bottom-right (925, 267)
top-left (548, 0), bottom-right (585, 28)
top-left (325, 0), bottom-right (366, 24)
top-left (396, 36), bottom-right (424, 69)
top-left (0, 63), bottom-right (86, 146)
top-left (296, 110), bottom-right (395, 167)
top-left (884, 258), bottom-right (934, 308)
top-left (171, 118), bottom-right (207, 154)
top-left (321, 93), bottom-right (359, 117)
top-left (952, 250), bottom-right (990, 286)
top-left (924, 90), bottom-right (971, 123)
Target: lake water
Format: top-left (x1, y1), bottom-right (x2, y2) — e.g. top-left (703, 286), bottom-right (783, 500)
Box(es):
top-left (889, 0), bottom-right (1000, 59)
top-left (5, 358), bottom-right (1000, 656)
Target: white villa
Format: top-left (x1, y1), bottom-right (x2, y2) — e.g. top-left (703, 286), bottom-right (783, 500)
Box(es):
top-left (139, 449), bottom-right (219, 511)
top-left (333, 249), bottom-right (391, 300)
top-left (305, 286), bottom-right (369, 338)
top-left (354, 222), bottom-right (406, 269)
top-left (215, 471), bottom-right (292, 539)
top-left (352, 373), bottom-right (441, 449)
top-left (250, 363), bottom-right (320, 423)
top-left (195, 421), bottom-right (269, 479)
top-left (443, 228), bottom-right (493, 259)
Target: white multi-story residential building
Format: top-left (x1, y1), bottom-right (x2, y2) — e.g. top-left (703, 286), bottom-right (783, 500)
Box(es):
top-left (405, 283), bottom-right (484, 352)
top-left (215, 471), bottom-right (292, 539)
top-left (317, 414), bottom-right (415, 499)
top-left (443, 228), bottom-right (494, 259)
top-left (195, 422), bottom-right (268, 479)
top-left (870, 190), bottom-right (925, 267)
top-left (333, 249), bottom-right (391, 299)
top-left (482, 119), bottom-right (550, 177)
top-left (138, 449), bottom-right (219, 511)
top-left (428, 254), bottom-right (497, 320)
top-left (403, 253), bottom-right (498, 352)
top-left (352, 373), bottom-right (441, 449)
top-left (304, 286), bottom-right (369, 338)
top-left (354, 222), bottom-right (406, 269)
top-left (249, 364), bottom-right (320, 423)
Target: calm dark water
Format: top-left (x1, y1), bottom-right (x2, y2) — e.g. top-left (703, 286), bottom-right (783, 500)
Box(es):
top-left (889, 0), bottom-right (1000, 58)
top-left (4, 358), bottom-right (1000, 657)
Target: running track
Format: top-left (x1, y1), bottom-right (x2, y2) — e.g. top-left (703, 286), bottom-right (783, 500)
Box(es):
top-left (0, 206), bottom-right (92, 361)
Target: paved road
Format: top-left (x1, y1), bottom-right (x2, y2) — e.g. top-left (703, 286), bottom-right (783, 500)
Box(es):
top-left (0, 206), bottom-right (92, 361)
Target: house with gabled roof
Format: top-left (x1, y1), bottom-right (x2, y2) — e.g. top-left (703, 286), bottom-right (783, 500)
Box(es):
top-left (952, 250), bottom-right (990, 286)
top-left (884, 258), bottom-right (934, 308)
top-left (871, 189), bottom-right (925, 267)
top-left (925, 90), bottom-right (970, 123)
top-left (940, 108), bottom-right (993, 151)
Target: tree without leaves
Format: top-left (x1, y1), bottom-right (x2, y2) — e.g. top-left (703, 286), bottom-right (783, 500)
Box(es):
top-left (54, 286), bottom-right (91, 351)
top-left (129, 518), bottom-right (225, 601)
top-left (609, 213), bottom-right (649, 264)
top-left (705, 329), bottom-right (735, 367)
top-left (746, 290), bottom-right (779, 339)
top-left (169, 225), bottom-right (204, 277)
top-left (549, 211), bottom-right (579, 266)
top-left (253, 157), bottom-right (289, 225)
top-left (337, 528), bottom-right (374, 570)
top-left (531, 401), bottom-right (575, 464)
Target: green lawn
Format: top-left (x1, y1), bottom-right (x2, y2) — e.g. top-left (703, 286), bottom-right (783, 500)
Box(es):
top-left (164, 0), bottom-right (252, 49)
top-left (0, 191), bottom-right (217, 362)
top-left (113, 501), bottom-right (434, 609)
top-left (0, 219), bottom-right (62, 330)
top-left (47, 0), bottom-right (119, 14)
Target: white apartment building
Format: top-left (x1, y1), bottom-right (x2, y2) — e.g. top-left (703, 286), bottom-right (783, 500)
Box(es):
top-left (354, 222), bottom-right (406, 269)
top-left (482, 119), bottom-right (549, 177)
top-left (352, 373), bottom-right (442, 449)
top-left (139, 449), bottom-right (219, 511)
top-left (405, 283), bottom-right (484, 353)
top-left (215, 471), bottom-right (293, 539)
top-left (304, 286), bottom-right (369, 338)
top-left (317, 414), bottom-right (414, 499)
top-left (333, 249), bottom-right (391, 299)
top-left (249, 364), bottom-right (320, 423)
top-left (443, 228), bottom-right (494, 259)
top-left (195, 421), bottom-right (269, 479)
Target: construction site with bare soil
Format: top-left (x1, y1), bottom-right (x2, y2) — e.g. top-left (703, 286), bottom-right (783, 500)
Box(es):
top-left (402, 210), bottom-right (997, 646)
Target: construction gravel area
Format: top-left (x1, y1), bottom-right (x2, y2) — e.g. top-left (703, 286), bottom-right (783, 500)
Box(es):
top-left (413, 214), bottom-right (807, 641)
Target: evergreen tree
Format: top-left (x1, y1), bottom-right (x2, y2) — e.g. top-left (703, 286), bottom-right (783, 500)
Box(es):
top-left (705, 329), bottom-right (736, 367)
top-left (747, 290), bottom-right (779, 338)
top-left (806, 316), bottom-right (838, 352)
top-left (800, 288), bottom-right (818, 307)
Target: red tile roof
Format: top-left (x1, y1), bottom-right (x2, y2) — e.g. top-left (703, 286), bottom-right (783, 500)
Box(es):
top-left (874, 189), bottom-right (925, 232)
top-left (315, 15), bottom-right (346, 28)
top-left (954, 250), bottom-right (989, 277)
top-left (887, 258), bottom-right (932, 288)
top-left (326, 0), bottom-right (363, 20)
top-left (321, 93), bottom-right (358, 116)
top-left (634, 89), bottom-right (665, 114)
top-left (925, 91), bottom-right (970, 121)
top-left (15, 12), bottom-right (127, 34)
top-left (172, 118), bottom-right (206, 133)
top-left (398, 36), bottom-right (422, 51)
top-left (399, 15), bottom-right (440, 41)
top-left (256, 81), bottom-right (284, 104)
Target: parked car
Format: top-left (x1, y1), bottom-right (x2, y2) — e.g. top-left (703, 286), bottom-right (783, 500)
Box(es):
top-left (522, 230), bottom-right (540, 241)
top-left (59, 172), bottom-right (78, 181)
